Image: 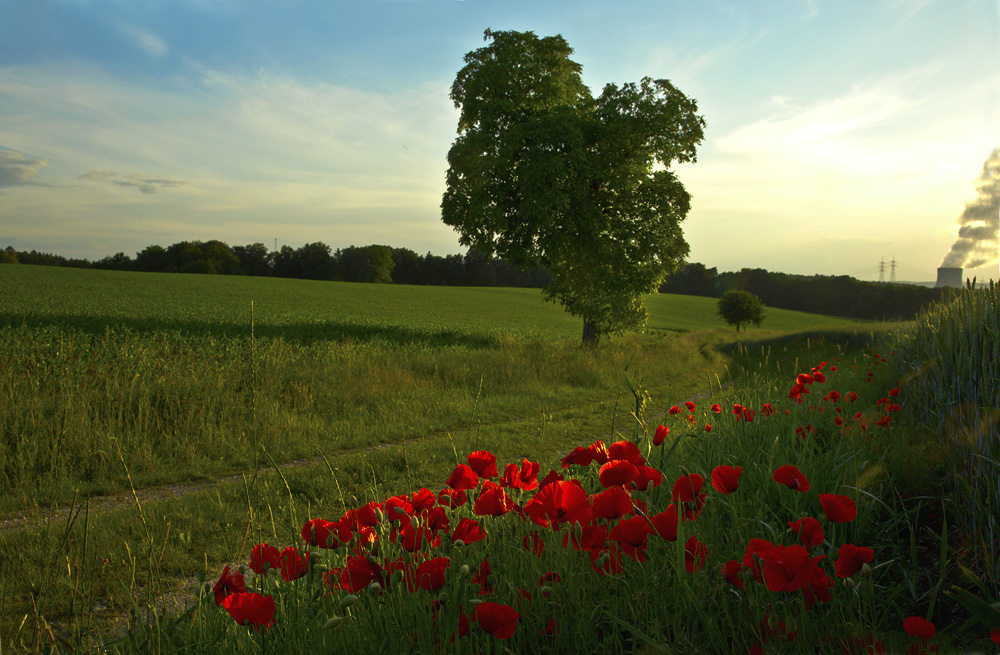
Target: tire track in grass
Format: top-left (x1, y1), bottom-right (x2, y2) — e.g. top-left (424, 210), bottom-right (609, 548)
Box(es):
top-left (0, 374), bottom-right (734, 536)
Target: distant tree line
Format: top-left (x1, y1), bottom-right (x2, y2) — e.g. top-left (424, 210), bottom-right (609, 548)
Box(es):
top-left (0, 242), bottom-right (551, 288)
top-left (2, 243), bottom-right (946, 320)
top-left (659, 262), bottom-right (946, 321)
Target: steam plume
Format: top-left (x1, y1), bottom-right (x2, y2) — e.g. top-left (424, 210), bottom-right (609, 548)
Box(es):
top-left (941, 148), bottom-right (1000, 269)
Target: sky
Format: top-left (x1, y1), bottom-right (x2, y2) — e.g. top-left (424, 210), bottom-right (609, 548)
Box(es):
top-left (1, 0), bottom-right (998, 284)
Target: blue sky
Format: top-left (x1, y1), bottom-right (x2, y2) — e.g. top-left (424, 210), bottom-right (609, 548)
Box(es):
top-left (1, 0), bottom-right (997, 282)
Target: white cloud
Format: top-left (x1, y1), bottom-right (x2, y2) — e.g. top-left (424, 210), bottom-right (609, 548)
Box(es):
top-left (114, 20), bottom-right (169, 58)
top-left (0, 149), bottom-right (47, 188)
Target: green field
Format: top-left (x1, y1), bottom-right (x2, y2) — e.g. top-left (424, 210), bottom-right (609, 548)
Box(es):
top-left (1, 265), bottom-right (857, 342)
top-left (0, 264), bottom-right (880, 651)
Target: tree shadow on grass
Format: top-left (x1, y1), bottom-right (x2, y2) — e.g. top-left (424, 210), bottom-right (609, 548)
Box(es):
top-left (0, 311), bottom-right (500, 349)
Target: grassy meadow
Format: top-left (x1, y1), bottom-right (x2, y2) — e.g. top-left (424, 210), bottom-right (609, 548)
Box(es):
top-left (4, 265), bottom-right (998, 653)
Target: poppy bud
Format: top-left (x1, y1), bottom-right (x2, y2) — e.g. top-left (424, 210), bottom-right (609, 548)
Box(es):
top-left (539, 586), bottom-right (554, 597)
top-left (470, 598), bottom-right (484, 606)
top-left (323, 616), bottom-right (345, 630)
top-left (458, 564), bottom-right (470, 577)
top-left (843, 577), bottom-right (855, 589)
top-left (339, 594), bottom-right (360, 608)
top-left (572, 523), bottom-right (584, 541)
top-left (766, 614), bottom-right (778, 631)
top-left (326, 534), bottom-right (337, 548)
top-left (785, 618), bottom-right (797, 633)
top-left (860, 563), bottom-right (872, 578)
top-left (453, 539), bottom-right (466, 547)
top-left (391, 570), bottom-right (404, 587)
top-left (437, 591), bottom-right (449, 603)
top-left (368, 582), bottom-right (382, 593)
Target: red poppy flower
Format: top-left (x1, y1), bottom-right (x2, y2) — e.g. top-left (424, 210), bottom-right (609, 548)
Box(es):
top-left (608, 441), bottom-right (644, 466)
top-left (761, 403), bottom-right (776, 416)
top-left (467, 450), bottom-right (498, 478)
top-left (437, 488), bottom-right (467, 508)
top-left (383, 495), bottom-right (415, 522)
top-left (502, 459), bottom-right (540, 490)
top-left (473, 557), bottom-right (492, 594)
top-left (213, 566), bottom-right (247, 605)
top-left (339, 555), bottom-right (380, 592)
top-left (538, 469), bottom-right (564, 489)
top-left (563, 523), bottom-right (608, 551)
top-left (561, 446), bottom-right (594, 468)
top-left (609, 515), bottom-right (653, 561)
top-left (421, 505), bottom-right (450, 534)
top-left (672, 473), bottom-right (704, 502)
top-left (415, 557), bottom-right (450, 591)
top-left (668, 405), bottom-right (682, 415)
top-left (599, 459), bottom-right (641, 487)
top-left (788, 517), bottom-right (824, 548)
top-left (772, 465), bottom-right (811, 492)
top-left (704, 424), bottom-right (713, 432)
top-left (653, 424), bottom-right (670, 446)
top-left (710, 403), bottom-right (722, 413)
top-left (538, 571), bottom-right (562, 587)
top-left (903, 616), bottom-right (935, 639)
top-left (250, 543), bottom-right (280, 576)
top-left (222, 592), bottom-right (275, 630)
top-left (828, 390), bottom-right (841, 402)
top-left (411, 487), bottom-right (437, 512)
top-left (545, 618), bottom-right (559, 637)
top-left (474, 602), bottom-right (519, 640)
top-left (279, 547), bottom-right (309, 581)
top-left (343, 502), bottom-right (382, 531)
top-left (524, 480), bottom-right (591, 528)
top-left (523, 530), bottom-right (545, 556)
top-left (685, 401), bottom-right (697, 411)
top-left (762, 544), bottom-right (825, 593)
top-left (711, 465), bottom-right (742, 494)
top-left (721, 560), bottom-right (744, 588)
top-left (591, 486), bottom-right (634, 520)
top-left (474, 480), bottom-right (516, 517)
top-left (836, 543), bottom-right (874, 578)
top-left (390, 517), bottom-right (439, 552)
top-left (652, 505), bottom-right (679, 541)
top-left (451, 517), bottom-right (485, 544)
top-left (446, 464), bottom-right (480, 491)
top-left (991, 628), bottom-right (1000, 645)
top-left (672, 473), bottom-right (707, 520)
top-left (743, 538), bottom-right (780, 583)
top-left (587, 440), bottom-right (611, 464)
top-left (888, 387), bottom-right (900, 397)
top-left (845, 391), bottom-right (858, 402)
top-left (632, 465), bottom-right (664, 491)
top-left (301, 518), bottom-right (348, 549)
top-left (813, 371), bottom-right (826, 383)
top-left (684, 535), bottom-right (707, 572)
top-left (797, 373), bottom-right (815, 385)
top-left (819, 493), bottom-right (857, 523)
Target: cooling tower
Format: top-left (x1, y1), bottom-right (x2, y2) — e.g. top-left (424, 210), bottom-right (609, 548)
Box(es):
top-left (936, 267), bottom-right (963, 288)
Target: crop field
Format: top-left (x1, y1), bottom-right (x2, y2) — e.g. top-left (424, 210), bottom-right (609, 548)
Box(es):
top-left (8, 264), bottom-right (941, 653)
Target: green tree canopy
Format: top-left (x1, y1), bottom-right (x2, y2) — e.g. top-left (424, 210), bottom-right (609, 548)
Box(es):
top-left (442, 29), bottom-right (705, 344)
top-left (717, 290), bottom-right (766, 332)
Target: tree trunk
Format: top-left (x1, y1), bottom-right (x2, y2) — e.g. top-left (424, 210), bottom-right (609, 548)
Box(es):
top-left (582, 319), bottom-right (599, 347)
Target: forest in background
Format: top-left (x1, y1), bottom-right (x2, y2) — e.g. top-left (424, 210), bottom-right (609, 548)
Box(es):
top-left (2, 242), bottom-right (945, 321)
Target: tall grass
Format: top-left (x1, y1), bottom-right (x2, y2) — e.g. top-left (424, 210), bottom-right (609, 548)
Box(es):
top-left (890, 280), bottom-right (1000, 599)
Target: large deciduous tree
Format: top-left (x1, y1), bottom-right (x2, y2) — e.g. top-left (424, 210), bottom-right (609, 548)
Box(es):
top-left (442, 29), bottom-right (705, 344)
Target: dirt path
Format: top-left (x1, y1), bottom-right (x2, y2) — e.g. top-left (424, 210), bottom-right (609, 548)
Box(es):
top-left (0, 383), bottom-right (729, 536)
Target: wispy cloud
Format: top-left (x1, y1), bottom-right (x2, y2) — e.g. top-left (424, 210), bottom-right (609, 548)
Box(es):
top-left (114, 20), bottom-right (169, 58)
top-left (80, 170), bottom-right (189, 194)
top-left (0, 149), bottom-right (47, 188)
